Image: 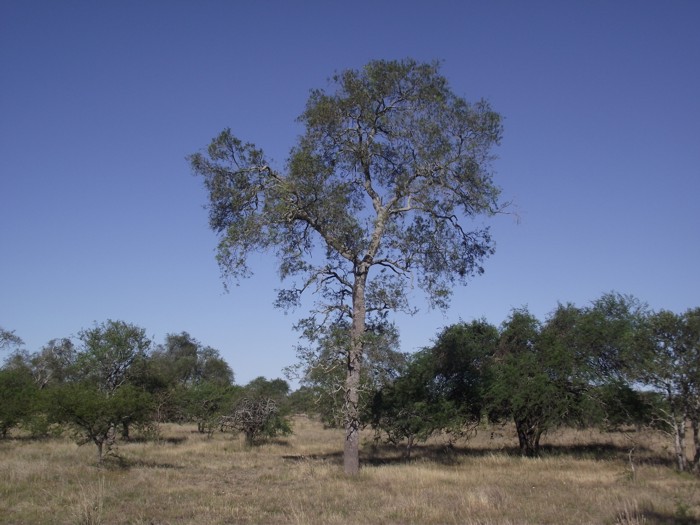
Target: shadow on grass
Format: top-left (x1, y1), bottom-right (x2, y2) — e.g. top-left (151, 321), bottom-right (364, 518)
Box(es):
top-left (539, 442), bottom-right (676, 469)
top-left (101, 454), bottom-right (186, 471)
top-left (642, 511), bottom-right (698, 525)
top-left (282, 451), bottom-right (344, 465)
top-left (265, 438), bottom-right (293, 447)
top-left (332, 440), bottom-right (680, 470)
top-left (2, 433), bottom-right (65, 442)
top-left (126, 435), bottom-right (188, 445)
top-left (281, 445), bottom-right (460, 467)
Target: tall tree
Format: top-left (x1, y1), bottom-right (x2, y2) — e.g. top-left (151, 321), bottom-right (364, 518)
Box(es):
top-left (190, 59), bottom-right (504, 474)
top-left (220, 376), bottom-right (293, 445)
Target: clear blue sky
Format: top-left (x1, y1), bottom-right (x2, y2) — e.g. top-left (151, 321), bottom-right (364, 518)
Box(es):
top-left (2, 1), bottom-right (699, 387)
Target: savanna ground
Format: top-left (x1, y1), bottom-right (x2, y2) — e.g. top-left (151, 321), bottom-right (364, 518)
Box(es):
top-left (1, 416), bottom-right (699, 525)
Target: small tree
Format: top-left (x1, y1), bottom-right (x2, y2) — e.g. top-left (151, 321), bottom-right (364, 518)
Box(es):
top-left (372, 320), bottom-right (498, 456)
top-left (428, 320), bottom-right (498, 431)
top-left (147, 333), bottom-right (234, 424)
top-left (190, 58), bottom-right (504, 474)
top-left (635, 308), bottom-right (700, 471)
top-left (683, 307), bottom-right (700, 471)
top-left (44, 320), bottom-right (154, 462)
top-left (180, 381), bottom-right (237, 435)
top-left (0, 365), bottom-right (39, 438)
top-left (48, 382), bottom-right (152, 463)
top-left (220, 397), bottom-right (290, 446)
top-left (369, 350), bottom-right (448, 457)
top-left (489, 307), bottom-right (588, 456)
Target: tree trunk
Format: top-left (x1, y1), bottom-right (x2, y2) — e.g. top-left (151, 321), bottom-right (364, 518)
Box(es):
top-left (344, 270), bottom-right (367, 476)
top-left (96, 439), bottom-right (104, 465)
top-left (405, 435), bottom-right (415, 459)
top-left (691, 418), bottom-right (700, 472)
top-left (515, 417), bottom-right (541, 457)
top-left (121, 420), bottom-right (130, 440)
top-left (672, 416), bottom-right (687, 472)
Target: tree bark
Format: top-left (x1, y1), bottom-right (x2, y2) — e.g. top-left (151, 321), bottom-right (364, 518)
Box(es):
top-left (96, 439), bottom-right (104, 465)
top-left (405, 435), bottom-right (415, 459)
top-left (672, 416), bottom-right (687, 472)
top-left (344, 270), bottom-right (367, 475)
top-left (691, 418), bottom-right (700, 472)
top-left (515, 417), bottom-right (541, 457)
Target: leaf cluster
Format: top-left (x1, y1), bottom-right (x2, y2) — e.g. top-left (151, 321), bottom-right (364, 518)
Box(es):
top-left (371, 293), bottom-right (656, 457)
top-left (189, 58), bottom-right (505, 321)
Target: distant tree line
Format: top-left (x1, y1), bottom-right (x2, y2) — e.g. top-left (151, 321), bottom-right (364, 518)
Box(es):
top-left (0, 321), bottom-right (291, 463)
top-left (293, 292), bottom-right (700, 472)
top-left (3, 292), bottom-right (699, 473)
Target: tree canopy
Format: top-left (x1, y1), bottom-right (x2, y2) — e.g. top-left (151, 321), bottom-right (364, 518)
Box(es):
top-left (190, 58), bottom-right (504, 474)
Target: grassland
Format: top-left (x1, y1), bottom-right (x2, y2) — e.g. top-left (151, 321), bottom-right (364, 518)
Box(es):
top-left (1, 416), bottom-right (698, 524)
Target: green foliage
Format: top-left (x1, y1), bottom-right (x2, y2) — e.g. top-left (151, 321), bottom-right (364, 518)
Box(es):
top-left (285, 386), bottom-right (323, 415)
top-left (178, 381), bottom-right (239, 435)
top-left (244, 376), bottom-right (290, 402)
top-left (291, 319), bottom-right (407, 428)
top-left (47, 381), bottom-right (153, 462)
top-left (583, 381), bottom-right (651, 430)
top-left (429, 320), bottom-right (498, 420)
top-left (0, 327), bottom-right (23, 355)
top-left (633, 307), bottom-right (700, 471)
top-left (489, 307), bottom-right (583, 456)
top-left (370, 320), bottom-right (498, 454)
top-left (76, 320), bottom-right (151, 393)
top-left (19, 320), bottom-right (155, 461)
top-left (0, 365), bottom-right (39, 437)
top-left (369, 350), bottom-right (448, 455)
top-left (240, 377), bottom-right (293, 443)
top-left (189, 59), bottom-right (503, 309)
top-left (576, 292), bottom-right (648, 382)
top-left (221, 394), bottom-right (291, 447)
top-left (138, 332), bottom-right (234, 423)
top-left (150, 332), bottom-right (233, 387)
top-left (150, 332), bottom-right (200, 385)
top-left (30, 338), bottom-right (77, 388)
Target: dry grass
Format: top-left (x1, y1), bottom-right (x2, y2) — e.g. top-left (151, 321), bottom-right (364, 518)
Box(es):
top-left (1, 417), bottom-right (698, 524)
